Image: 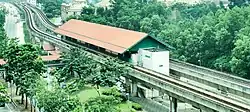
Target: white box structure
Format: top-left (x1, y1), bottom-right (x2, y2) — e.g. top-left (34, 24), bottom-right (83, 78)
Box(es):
top-left (137, 48), bottom-right (169, 75)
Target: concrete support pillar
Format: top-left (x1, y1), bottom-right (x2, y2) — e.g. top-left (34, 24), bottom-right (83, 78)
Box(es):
top-left (169, 96), bottom-right (178, 112)
top-left (131, 81), bottom-right (138, 97)
top-left (125, 78), bottom-right (131, 93)
top-left (159, 90), bottom-right (164, 99)
top-left (0, 70), bottom-right (3, 78)
top-left (3, 70), bottom-right (5, 79)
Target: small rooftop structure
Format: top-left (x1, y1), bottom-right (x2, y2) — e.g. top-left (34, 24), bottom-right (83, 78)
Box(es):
top-left (43, 43), bottom-right (56, 51)
top-left (41, 55), bottom-right (61, 61)
top-left (55, 19), bottom-right (171, 54)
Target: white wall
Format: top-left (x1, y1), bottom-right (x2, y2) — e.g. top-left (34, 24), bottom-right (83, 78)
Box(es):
top-left (138, 49), bottom-right (169, 76)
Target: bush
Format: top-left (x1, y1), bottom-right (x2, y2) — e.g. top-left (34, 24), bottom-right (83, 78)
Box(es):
top-left (132, 103), bottom-right (142, 111)
top-left (102, 87), bottom-right (127, 102)
top-left (130, 109), bottom-right (136, 112)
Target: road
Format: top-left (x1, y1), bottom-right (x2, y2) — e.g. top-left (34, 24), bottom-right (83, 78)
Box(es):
top-left (4, 3), bottom-right (25, 44)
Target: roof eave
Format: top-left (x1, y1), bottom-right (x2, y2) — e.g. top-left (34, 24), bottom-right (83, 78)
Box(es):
top-left (121, 34), bottom-right (149, 54)
top-left (149, 35), bottom-right (175, 50)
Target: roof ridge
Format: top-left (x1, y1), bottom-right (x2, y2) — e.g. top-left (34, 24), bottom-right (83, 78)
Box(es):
top-left (72, 19), bottom-right (147, 35)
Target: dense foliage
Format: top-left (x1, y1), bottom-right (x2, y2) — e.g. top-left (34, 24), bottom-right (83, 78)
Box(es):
top-left (67, 0), bottom-right (250, 79)
top-left (36, 84), bottom-right (83, 112)
top-left (38, 0), bottom-right (63, 18)
top-left (84, 96), bottom-right (121, 112)
top-left (0, 83), bottom-right (9, 106)
top-left (0, 9), bottom-right (7, 58)
top-left (3, 42), bottom-right (46, 108)
top-left (228, 0), bottom-right (250, 8)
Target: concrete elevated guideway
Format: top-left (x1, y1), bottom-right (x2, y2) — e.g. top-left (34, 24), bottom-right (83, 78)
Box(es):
top-left (20, 3), bottom-right (250, 112)
top-left (170, 59), bottom-right (250, 100)
top-left (128, 66), bottom-right (250, 112)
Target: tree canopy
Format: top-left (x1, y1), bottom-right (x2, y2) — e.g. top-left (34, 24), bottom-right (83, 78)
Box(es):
top-left (38, 0), bottom-right (63, 18)
top-left (0, 9), bottom-right (7, 58)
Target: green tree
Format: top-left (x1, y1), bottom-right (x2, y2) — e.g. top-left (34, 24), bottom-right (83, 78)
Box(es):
top-left (36, 86), bottom-right (82, 112)
top-left (0, 9), bottom-right (7, 58)
top-left (0, 27), bottom-right (8, 58)
top-left (86, 58), bottom-right (129, 96)
top-left (4, 43), bottom-right (45, 107)
top-left (40, 0), bottom-right (63, 18)
top-left (230, 26), bottom-right (250, 79)
top-left (58, 48), bottom-right (93, 82)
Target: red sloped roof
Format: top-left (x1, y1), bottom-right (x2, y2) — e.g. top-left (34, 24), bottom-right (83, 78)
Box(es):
top-left (0, 59), bottom-right (6, 65)
top-left (41, 55), bottom-right (61, 61)
top-left (54, 19), bottom-right (148, 53)
top-left (0, 55), bottom-right (61, 65)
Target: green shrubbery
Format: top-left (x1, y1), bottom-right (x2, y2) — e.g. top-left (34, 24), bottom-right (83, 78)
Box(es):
top-left (102, 87), bottom-right (127, 102)
top-left (130, 109), bottom-right (136, 112)
top-left (132, 103), bottom-right (142, 111)
top-left (84, 96), bottom-right (121, 112)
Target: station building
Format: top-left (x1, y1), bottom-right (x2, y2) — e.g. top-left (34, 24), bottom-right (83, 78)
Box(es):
top-left (55, 19), bottom-right (173, 97)
top-left (55, 19), bottom-right (172, 61)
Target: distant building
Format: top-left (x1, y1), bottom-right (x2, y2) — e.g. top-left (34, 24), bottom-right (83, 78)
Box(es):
top-left (94, 0), bottom-right (111, 8)
top-left (61, 0), bottom-right (88, 21)
top-left (158, 0), bottom-right (229, 6)
top-left (26, 0), bottom-right (37, 6)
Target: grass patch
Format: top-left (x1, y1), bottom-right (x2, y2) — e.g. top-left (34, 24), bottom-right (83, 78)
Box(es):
top-left (119, 102), bottom-right (133, 112)
top-left (50, 18), bottom-right (56, 24)
top-left (77, 85), bottom-right (107, 102)
top-left (76, 85), bottom-right (141, 112)
top-left (0, 79), bottom-right (8, 88)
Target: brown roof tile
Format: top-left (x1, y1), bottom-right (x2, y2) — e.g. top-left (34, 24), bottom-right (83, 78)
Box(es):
top-left (0, 55), bottom-right (61, 66)
top-left (0, 59), bottom-right (6, 65)
top-left (41, 55), bottom-right (61, 61)
top-left (54, 19), bottom-right (148, 53)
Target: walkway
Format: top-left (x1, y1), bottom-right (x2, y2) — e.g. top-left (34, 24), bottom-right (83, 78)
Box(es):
top-left (130, 97), bottom-right (200, 112)
top-left (131, 97), bottom-right (169, 112)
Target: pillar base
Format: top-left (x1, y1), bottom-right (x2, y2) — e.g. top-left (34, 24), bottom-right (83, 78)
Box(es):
top-left (169, 96), bottom-right (178, 112)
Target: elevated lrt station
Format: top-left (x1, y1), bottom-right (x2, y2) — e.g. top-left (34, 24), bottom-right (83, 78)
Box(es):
top-left (54, 20), bottom-right (250, 112)
top-left (54, 19), bottom-right (176, 105)
top-left (55, 19), bottom-right (172, 75)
